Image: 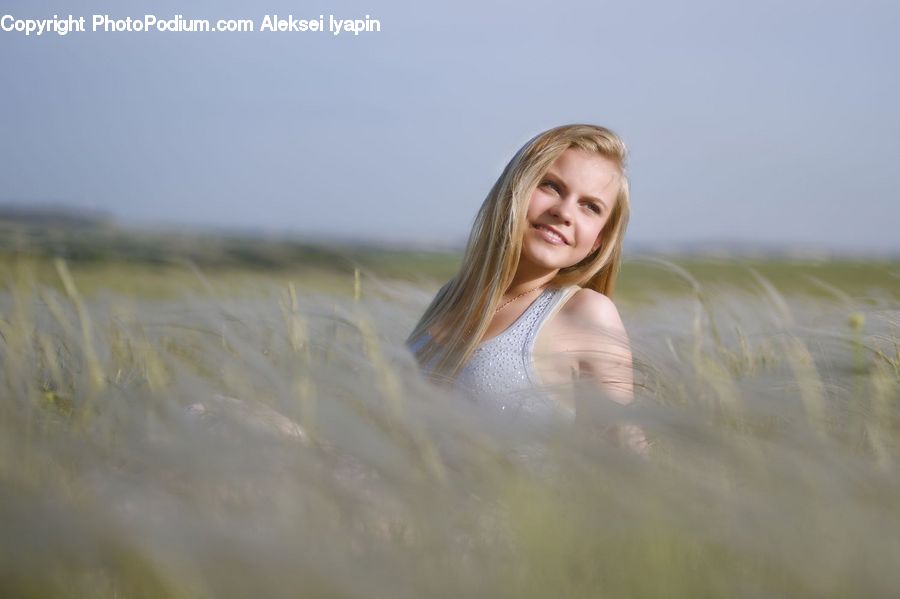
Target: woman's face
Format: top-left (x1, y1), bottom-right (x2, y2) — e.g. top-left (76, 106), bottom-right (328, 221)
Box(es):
top-left (520, 148), bottom-right (621, 274)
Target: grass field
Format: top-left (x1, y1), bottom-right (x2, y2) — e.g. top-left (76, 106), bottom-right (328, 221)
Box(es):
top-left (0, 225), bottom-right (898, 597)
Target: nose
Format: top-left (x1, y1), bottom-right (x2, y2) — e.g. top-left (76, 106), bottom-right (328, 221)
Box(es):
top-left (548, 194), bottom-right (574, 225)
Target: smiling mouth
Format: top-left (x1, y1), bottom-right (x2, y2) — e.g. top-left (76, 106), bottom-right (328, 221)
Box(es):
top-left (532, 223), bottom-right (569, 245)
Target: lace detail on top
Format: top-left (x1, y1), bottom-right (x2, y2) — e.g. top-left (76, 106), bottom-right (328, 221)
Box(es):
top-left (407, 286), bottom-right (578, 418)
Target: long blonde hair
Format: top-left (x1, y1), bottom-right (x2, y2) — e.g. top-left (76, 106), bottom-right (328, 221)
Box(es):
top-left (407, 124), bottom-right (631, 382)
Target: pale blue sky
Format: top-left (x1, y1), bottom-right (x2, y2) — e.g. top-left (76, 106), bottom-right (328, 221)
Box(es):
top-left (1, 0), bottom-right (898, 252)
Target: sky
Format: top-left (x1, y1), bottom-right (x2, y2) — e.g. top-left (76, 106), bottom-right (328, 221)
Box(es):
top-left (1, 0), bottom-right (898, 253)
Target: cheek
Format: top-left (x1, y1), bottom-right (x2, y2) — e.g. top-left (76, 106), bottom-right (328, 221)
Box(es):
top-left (576, 226), bottom-right (603, 256)
top-left (526, 191), bottom-right (552, 217)
top-left (595, 213), bottom-right (613, 236)
top-left (581, 220), bottom-right (605, 246)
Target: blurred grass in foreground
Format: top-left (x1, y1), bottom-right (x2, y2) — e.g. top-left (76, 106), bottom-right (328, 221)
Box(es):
top-left (0, 229), bottom-right (898, 597)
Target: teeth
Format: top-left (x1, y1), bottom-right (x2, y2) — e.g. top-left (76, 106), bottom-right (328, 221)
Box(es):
top-left (536, 225), bottom-right (564, 243)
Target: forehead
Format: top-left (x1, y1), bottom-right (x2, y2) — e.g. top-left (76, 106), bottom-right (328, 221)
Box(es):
top-left (548, 148), bottom-right (621, 195)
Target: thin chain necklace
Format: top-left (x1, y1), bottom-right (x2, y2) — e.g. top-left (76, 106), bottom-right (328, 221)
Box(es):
top-left (494, 283), bottom-right (547, 313)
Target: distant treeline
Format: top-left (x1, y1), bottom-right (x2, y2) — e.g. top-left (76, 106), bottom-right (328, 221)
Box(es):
top-left (0, 205), bottom-right (114, 229)
top-left (0, 212), bottom-right (461, 281)
top-left (1, 207), bottom-right (896, 298)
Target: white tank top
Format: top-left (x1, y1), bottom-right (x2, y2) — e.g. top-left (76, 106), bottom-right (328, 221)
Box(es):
top-left (408, 285), bottom-right (579, 417)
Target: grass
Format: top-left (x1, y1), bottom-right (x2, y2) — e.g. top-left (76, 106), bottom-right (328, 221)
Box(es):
top-left (0, 240), bottom-right (898, 597)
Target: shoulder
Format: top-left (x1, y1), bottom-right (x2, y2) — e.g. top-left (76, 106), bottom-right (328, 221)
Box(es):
top-left (558, 288), bottom-right (634, 400)
top-left (561, 287), bottom-right (627, 334)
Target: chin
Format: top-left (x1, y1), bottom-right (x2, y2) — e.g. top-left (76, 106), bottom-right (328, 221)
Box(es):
top-left (522, 244), bottom-right (573, 271)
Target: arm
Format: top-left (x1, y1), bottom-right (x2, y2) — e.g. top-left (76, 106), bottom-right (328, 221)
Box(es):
top-left (567, 289), bottom-right (650, 457)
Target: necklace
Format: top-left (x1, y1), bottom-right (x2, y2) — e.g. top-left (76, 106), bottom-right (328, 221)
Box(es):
top-left (494, 283), bottom-right (547, 313)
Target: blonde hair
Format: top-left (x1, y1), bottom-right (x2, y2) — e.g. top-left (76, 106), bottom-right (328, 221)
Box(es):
top-left (407, 124), bottom-right (630, 382)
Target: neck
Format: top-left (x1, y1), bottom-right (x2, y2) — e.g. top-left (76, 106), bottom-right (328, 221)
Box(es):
top-left (505, 263), bottom-right (559, 298)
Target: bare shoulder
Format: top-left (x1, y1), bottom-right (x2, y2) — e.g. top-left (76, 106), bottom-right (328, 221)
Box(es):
top-left (561, 288), bottom-right (627, 336)
top-left (560, 288), bottom-right (634, 404)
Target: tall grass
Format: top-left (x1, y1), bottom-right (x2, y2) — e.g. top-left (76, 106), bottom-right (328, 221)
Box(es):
top-left (0, 258), bottom-right (898, 598)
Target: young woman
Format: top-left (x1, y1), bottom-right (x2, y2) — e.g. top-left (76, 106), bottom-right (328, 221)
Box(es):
top-left (407, 124), bottom-right (647, 452)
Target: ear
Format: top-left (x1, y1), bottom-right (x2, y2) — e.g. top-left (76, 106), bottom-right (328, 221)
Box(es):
top-left (591, 234), bottom-right (602, 253)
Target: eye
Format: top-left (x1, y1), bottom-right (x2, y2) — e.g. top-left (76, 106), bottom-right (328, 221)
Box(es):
top-left (540, 179), bottom-right (561, 194)
top-left (583, 202), bottom-right (602, 215)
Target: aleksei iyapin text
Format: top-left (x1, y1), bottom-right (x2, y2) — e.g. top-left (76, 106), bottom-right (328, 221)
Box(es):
top-left (0, 14), bottom-right (381, 36)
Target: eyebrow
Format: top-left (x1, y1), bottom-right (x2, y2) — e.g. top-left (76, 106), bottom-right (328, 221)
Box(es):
top-left (544, 170), bottom-right (613, 211)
